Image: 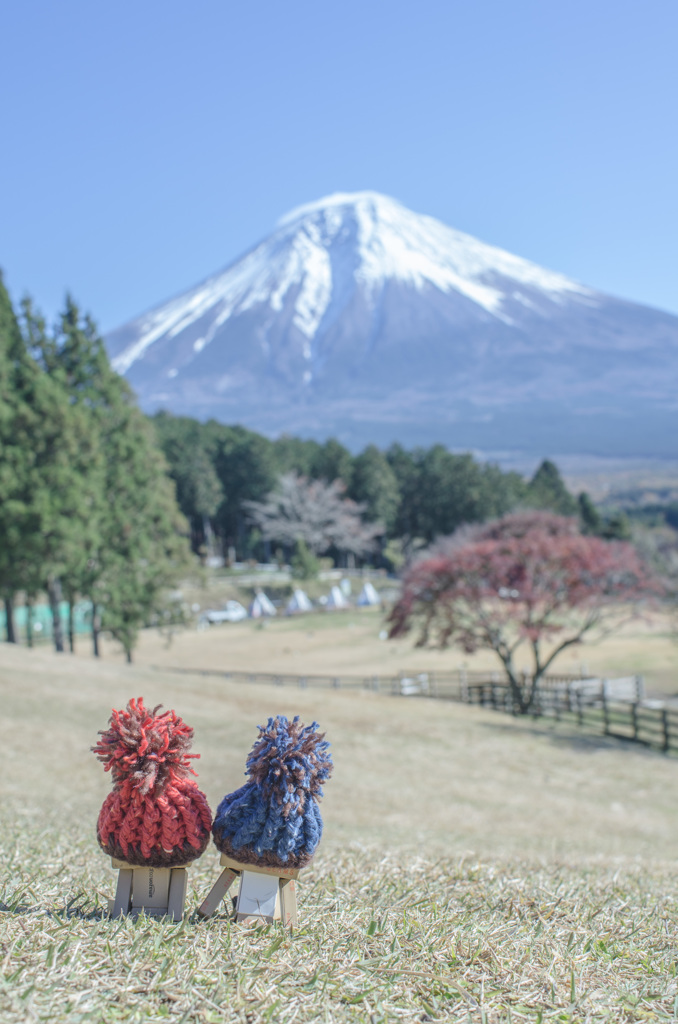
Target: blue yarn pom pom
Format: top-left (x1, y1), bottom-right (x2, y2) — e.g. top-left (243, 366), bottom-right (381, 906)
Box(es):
top-left (213, 715), bottom-right (333, 867)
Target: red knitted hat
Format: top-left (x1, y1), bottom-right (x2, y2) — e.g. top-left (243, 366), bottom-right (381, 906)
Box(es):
top-left (93, 698), bottom-right (212, 867)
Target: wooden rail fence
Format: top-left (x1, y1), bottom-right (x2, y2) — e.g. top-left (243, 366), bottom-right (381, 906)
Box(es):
top-left (155, 665), bottom-right (678, 756)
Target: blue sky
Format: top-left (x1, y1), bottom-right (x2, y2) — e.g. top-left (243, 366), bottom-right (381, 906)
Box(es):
top-left (2, 0), bottom-right (677, 331)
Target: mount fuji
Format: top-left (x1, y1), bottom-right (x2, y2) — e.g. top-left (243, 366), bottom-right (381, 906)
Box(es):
top-left (105, 192), bottom-right (678, 456)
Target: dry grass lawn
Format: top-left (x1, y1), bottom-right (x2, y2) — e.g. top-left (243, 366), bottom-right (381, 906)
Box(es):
top-left (81, 605), bottom-right (678, 698)
top-left (3, 640), bottom-right (677, 860)
top-left (1, 640), bottom-right (677, 1021)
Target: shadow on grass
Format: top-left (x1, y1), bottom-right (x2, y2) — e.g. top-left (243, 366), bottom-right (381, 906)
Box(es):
top-left (0, 890), bottom-right (113, 920)
top-left (478, 714), bottom-right (669, 757)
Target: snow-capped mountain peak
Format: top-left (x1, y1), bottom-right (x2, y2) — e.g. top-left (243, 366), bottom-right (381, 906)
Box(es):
top-left (109, 191), bottom-right (594, 376)
top-left (105, 191), bottom-right (678, 458)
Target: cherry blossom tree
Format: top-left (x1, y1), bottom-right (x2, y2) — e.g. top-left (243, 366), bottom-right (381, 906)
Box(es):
top-left (388, 512), bottom-right (656, 712)
top-left (244, 472), bottom-right (382, 559)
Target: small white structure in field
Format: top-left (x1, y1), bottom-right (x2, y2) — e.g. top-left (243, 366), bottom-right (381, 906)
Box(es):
top-left (287, 589), bottom-right (313, 614)
top-left (203, 600), bottom-right (248, 625)
top-left (326, 585), bottom-right (348, 609)
top-left (249, 591), bottom-right (277, 618)
top-left (340, 578), bottom-right (352, 597)
top-left (356, 582), bottom-right (380, 606)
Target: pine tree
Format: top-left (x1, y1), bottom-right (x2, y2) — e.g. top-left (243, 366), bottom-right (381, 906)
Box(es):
top-left (33, 299), bottom-right (191, 661)
top-left (0, 272), bottom-right (25, 641)
top-left (526, 460), bottom-right (577, 516)
top-left (0, 280), bottom-right (100, 650)
top-left (151, 412), bottom-right (223, 554)
top-left (20, 296), bottom-right (104, 651)
top-left (349, 445), bottom-right (401, 533)
top-left (578, 492), bottom-right (603, 534)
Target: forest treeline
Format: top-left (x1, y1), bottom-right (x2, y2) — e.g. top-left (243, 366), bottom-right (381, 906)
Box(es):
top-left (0, 275), bottom-right (628, 659)
top-left (152, 412), bottom-right (628, 566)
top-left (0, 276), bottom-right (189, 660)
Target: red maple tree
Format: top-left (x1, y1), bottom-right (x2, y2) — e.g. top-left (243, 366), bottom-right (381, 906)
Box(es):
top-left (388, 512), bottom-right (655, 712)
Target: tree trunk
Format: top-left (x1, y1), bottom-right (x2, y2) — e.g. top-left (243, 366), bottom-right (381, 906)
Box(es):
top-left (92, 602), bottom-right (101, 658)
top-left (126, 647), bottom-right (132, 664)
top-left (67, 599), bottom-right (75, 653)
top-left (203, 515), bottom-right (214, 558)
top-left (26, 597), bottom-right (34, 648)
top-left (4, 595), bottom-right (16, 643)
top-left (47, 577), bottom-right (65, 653)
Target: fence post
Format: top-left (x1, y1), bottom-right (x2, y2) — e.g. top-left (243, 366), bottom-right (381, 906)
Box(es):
top-left (635, 675), bottom-right (644, 701)
top-left (601, 681), bottom-right (609, 735)
top-left (662, 708), bottom-right (670, 753)
top-left (460, 667), bottom-right (468, 702)
top-left (576, 688), bottom-right (583, 728)
top-left (631, 702), bottom-right (638, 742)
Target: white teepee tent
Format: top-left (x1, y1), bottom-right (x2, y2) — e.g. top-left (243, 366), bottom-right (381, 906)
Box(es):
top-left (356, 581), bottom-right (380, 606)
top-left (326, 584), bottom-right (348, 609)
top-left (286, 588), bottom-right (313, 614)
top-left (249, 590), bottom-right (277, 618)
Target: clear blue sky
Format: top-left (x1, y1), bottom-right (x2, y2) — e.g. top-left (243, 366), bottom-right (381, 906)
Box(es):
top-left (2, 0), bottom-right (677, 332)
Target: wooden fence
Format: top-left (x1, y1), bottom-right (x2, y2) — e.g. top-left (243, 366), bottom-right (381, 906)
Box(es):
top-left (156, 665), bottom-right (677, 756)
top-left (462, 678), bottom-right (678, 754)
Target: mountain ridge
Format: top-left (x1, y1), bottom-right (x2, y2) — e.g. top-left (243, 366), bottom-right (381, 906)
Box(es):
top-left (105, 192), bottom-right (678, 456)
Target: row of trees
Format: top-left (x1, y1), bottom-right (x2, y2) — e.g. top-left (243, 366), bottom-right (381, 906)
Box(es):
top-left (0, 276), bottom-right (189, 660)
top-left (152, 412), bottom-right (621, 565)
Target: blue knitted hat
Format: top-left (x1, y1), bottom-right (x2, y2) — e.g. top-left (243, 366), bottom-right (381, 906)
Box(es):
top-left (212, 715), bottom-right (333, 868)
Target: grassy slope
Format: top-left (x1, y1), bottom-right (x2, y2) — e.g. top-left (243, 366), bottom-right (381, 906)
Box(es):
top-left (84, 605), bottom-right (678, 698)
top-left (1, 644), bottom-right (677, 1022)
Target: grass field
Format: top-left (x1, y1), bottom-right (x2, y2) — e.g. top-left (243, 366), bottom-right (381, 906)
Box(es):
top-left (81, 604), bottom-right (678, 699)
top-left (2, 641), bottom-right (678, 1021)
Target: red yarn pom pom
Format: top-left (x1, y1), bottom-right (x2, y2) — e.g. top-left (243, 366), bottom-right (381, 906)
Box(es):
top-left (93, 698), bottom-right (212, 867)
top-left (92, 697), bottom-right (199, 796)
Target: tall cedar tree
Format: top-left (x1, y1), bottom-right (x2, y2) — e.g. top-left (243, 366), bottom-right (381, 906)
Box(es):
top-left (526, 460), bottom-right (577, 515)
top-left (2, 287), bottom-right (100, 651)
top-left (0, 273), bottom-right (26, 641)
top-left (349, 445), bottom-right (400, 533)
top-left (151, 412), bottom-right (222, 555)
top-left (33, 298), bottom-right (191, 660)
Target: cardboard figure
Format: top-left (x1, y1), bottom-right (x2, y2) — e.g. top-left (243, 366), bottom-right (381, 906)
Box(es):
top-left (199, 715), bottom-right (332, 925)
top-left (93, 697), bottom-right (212, 920)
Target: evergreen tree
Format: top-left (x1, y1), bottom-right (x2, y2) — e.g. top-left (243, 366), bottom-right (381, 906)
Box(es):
top-left (309, 438), bottom-right (354, 487)
top-left (578, 491), bottom-right (603, 534)
top-left (0, 273), bottom-right (25, 641)
top-left (526, 460), bottom-right (577, 516)
top-left (1, 284), bottom-right (99, 652)
top-left (599, 511), bottom-right (632, 541)
top-left (477, 464), bottom-right (527, 519)
top-left (205, 423), bottom-right (277, 556)
top-left (96, 426), bottom-right (190, 661)
top-left (33, 298), bottom-right (190, 660)
top-left (411, 447), bottom-right (498, 541)
top-left (152, 412), bottom-right (223, 554)
top-left (349, 444), bottom-right (400, 533)
top-left (385, 443), bottom-right (422, 544)
top-left (272, 435), bottom-right (322, 477)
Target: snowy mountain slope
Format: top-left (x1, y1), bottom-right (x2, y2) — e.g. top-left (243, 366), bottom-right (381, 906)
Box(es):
top-left (105, 192), bottom-right (678, 456)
